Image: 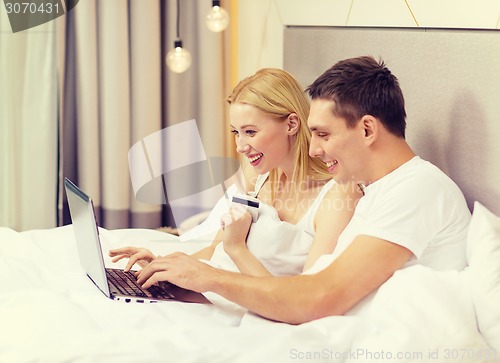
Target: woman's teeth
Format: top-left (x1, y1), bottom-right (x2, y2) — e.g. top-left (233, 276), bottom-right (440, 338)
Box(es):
top-left (249, 154), bottom-right (263, 163)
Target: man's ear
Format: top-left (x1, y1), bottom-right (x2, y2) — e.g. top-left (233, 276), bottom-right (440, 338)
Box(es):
top-left (361, 115), bottom-right (378, 145)
top-left (286, 113), bottom-right (300, 136)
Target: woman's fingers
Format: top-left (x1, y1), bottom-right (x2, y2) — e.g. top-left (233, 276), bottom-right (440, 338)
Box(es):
top-left (220, 205), bottom-right (248, 229)
top-left (110, 255), bottom-right (126, 263)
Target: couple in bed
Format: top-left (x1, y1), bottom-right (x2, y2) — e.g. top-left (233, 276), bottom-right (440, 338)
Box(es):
top-left (111, 67), bottom-right (360, 278)
top-left (111, 56), bottom-right (471, 324)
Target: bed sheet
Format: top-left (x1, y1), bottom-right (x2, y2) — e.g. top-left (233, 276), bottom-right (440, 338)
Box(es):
top-left (0, 226), bottom-right (496, 363)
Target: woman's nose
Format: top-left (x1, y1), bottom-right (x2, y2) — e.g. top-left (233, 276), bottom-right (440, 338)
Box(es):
top-left (236, 139), bottom-right (250, 154)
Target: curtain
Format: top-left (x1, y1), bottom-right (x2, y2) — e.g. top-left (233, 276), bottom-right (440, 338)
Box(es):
top-left (58, 0), bottom-right (235, 230)
top-left (0, 10), bottom-right (58, 231)
top-left (161, 0), bottom-right (239, 228)
top-left (59, 0), bottom-right (161, 229)
top-left (0, 0), bottom-right (236, 231)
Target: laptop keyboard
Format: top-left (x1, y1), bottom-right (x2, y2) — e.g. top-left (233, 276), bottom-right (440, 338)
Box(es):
top-left (105, 269), bottom-right (175, 299)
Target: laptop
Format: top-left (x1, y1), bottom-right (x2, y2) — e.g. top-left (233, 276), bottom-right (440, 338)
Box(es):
top-left (64, 177), bottom-right (211, 304)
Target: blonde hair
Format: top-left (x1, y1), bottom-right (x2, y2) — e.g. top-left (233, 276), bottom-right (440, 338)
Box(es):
top-left (227, 68), bottom-right (331, 199)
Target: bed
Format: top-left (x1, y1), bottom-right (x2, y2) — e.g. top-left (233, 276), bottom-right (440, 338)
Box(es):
top-left (2, 27), bottom-right (500, 362)
top-left (1, 202), bottom-right (499, 362)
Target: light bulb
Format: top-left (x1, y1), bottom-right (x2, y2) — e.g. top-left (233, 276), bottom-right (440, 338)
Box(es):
top-left (206, 1), bottom-right (229, 32)
top-left (166, 39), bottom-right (192, 73)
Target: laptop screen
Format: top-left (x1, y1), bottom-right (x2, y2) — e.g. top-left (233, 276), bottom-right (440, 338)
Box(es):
top-left (65, 178), bottom-right (111, 297)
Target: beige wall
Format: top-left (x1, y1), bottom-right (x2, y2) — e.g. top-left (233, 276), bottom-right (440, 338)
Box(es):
top-left (237, 0), bottom-right (500, 80)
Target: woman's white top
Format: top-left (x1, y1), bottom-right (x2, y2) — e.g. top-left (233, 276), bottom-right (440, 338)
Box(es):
top-left (208, 174), bottom-right (336, 276)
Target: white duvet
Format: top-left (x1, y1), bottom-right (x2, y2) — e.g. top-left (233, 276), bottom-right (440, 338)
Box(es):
top-left (0, 226), bottom-right (496, 363)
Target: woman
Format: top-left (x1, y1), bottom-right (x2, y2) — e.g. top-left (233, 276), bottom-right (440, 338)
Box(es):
top-left (110, 68), bottom-right (360, 276)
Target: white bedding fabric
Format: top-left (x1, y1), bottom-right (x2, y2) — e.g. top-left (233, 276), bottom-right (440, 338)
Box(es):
top-left (0, 225), bottom-right (497, 363)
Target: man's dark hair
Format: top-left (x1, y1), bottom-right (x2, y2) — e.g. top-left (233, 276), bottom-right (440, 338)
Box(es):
top-left (306, 56), bottom-right (407, 138)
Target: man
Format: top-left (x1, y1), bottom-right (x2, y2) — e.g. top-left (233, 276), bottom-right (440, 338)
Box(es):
top-left (136, 56), bottom-right (471, 324)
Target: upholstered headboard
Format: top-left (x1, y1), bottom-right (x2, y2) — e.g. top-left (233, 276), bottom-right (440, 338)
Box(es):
top-left (284, 26), bottom-right (500, 214)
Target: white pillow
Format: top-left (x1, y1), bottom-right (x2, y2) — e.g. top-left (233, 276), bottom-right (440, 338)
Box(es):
top-left (466, 201), bottom-right (500, 352)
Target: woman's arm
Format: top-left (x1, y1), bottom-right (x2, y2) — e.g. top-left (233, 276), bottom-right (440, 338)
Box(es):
top-left (191, 166), bottom-right (258, 261)
top-left (224, 246), bottom-right (273, 276)
top-left (302, 182), bottom-right (362, 272)
top-left (220, 207), bottom-right (273, 276)
top-left (189, 229), bottom-right (224, 260)
top-left (110, 228), bottom-right (224, 270)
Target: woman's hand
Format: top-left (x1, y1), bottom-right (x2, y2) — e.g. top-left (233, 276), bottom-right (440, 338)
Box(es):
top-left (108, 247), bottom-right (156, 272)
top-left (220, 205), bottom-right (253, 256)
top-left (218, 204), bottom-right (271, 277)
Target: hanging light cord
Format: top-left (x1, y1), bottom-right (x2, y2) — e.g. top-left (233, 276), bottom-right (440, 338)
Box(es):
top-left (176, 0), bottom-right (180, 39)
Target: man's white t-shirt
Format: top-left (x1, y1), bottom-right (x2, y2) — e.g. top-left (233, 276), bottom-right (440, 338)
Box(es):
top-left (309, 156), bottom-right (471, 273)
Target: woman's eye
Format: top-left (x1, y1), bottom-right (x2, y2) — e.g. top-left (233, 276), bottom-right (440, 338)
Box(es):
top-left (231, 129), bottom-right (256, 136)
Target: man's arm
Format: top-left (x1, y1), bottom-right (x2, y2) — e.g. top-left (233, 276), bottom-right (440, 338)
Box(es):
top-left (137, 235), bottom-right (413, 324)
